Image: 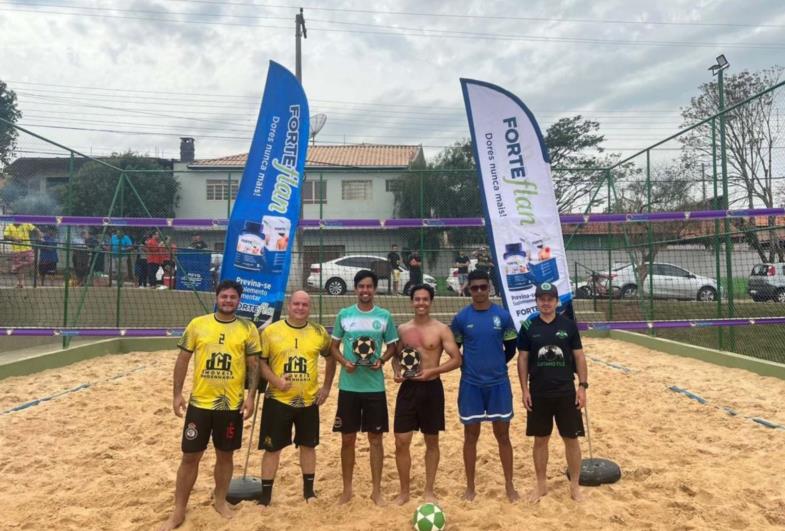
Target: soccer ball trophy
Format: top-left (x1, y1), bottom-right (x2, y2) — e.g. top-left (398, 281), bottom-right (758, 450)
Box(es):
top-left (400, 347), bottom-right (421, 378)
top-left (352, 336), bottom-right (376, 366)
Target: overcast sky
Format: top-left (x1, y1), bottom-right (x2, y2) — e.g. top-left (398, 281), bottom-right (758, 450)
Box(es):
top-left (2, 0), bottom-right (784, 163)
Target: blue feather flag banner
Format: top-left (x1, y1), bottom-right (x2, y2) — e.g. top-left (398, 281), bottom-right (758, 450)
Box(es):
top-left (461, 78), bottom-right (574, 330)
top-left (220, 61), bottom-right (309, 326)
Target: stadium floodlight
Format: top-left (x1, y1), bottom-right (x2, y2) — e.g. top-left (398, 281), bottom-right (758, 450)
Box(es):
top-left (709, 54), bottom-right (729, 75)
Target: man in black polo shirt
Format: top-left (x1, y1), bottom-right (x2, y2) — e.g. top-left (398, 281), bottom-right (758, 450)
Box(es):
top-left (517, 282), bottom-right (588, 503)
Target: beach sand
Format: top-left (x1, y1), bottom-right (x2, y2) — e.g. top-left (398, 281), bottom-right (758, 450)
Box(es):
top-left (1, 337), bottom-right (784, 530)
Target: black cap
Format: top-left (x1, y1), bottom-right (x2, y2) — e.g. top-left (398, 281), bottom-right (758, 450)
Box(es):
top-left (535, 282), bottom-right (558, 298)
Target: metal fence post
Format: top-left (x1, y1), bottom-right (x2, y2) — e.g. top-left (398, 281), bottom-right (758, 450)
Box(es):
top-left (718, 72), bottom-right (736, 351)
top-left (646, 150), bottom-right (654, 331)
top-left (606, 169), bottom-right (613, 321)
top-left (711, 118), bottom-right (724, 350)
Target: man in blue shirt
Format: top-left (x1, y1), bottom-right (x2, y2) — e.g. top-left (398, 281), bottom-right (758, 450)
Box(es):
top-left (450, 269), bottom-right (519, 502)
top-left (109, 229), bottom-right (133, 283)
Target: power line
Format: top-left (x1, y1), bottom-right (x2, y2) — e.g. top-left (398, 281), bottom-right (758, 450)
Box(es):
top-left (3, 4), bottom-right (785, 49)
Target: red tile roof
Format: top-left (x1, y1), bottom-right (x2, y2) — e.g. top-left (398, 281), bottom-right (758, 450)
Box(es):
top-left (189, 144), bottom-right (423, 169)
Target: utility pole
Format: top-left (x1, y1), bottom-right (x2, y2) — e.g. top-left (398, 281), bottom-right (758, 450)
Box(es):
top-left (295, 8), bottom-right (306, 82)
top-left (295, 7), bottom-right (307, 287)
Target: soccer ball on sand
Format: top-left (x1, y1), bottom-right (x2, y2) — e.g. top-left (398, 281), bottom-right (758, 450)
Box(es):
top-left (412, 503), bottom-right (446, 531)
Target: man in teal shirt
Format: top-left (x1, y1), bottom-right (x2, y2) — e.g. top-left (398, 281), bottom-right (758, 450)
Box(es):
top-left (331, 269), bottom-right (398, 506)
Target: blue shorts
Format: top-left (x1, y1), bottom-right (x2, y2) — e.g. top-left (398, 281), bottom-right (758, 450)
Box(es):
top-left (458, 378), bottom-right (514, 424)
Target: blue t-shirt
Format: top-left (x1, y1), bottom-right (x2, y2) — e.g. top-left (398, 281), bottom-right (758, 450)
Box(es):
top-left (332, 304), bottom-right (398, 393)
top-left (110, 234), bottom-right (132, 256)
top-left (39, 235), bottom-right (59, 264)
top-left (451, 303), bottom-right (517, 386)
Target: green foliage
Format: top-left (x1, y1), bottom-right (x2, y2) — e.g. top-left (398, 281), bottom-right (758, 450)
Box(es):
top-left (0, 80), bottom-right (22, 167)
top-left (66, 152), bottom-right (179, 218)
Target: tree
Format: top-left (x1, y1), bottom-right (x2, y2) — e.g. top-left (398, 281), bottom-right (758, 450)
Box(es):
top-left (546, 115), bottom-right (609, 212)
top-left (680, 66), bottom-right (785, 262)
top-left (65, 152), bottom-right (179, 218)
top-left (393, 116), bottom-right (622, 263)
top-left (610, 162), bottom-right (705, 298)
top-left (0, 80), bottom-right (22, 168)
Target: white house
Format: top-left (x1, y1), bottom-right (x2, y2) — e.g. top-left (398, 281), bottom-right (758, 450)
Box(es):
top-left (173, 143), bottom-right (426, 286)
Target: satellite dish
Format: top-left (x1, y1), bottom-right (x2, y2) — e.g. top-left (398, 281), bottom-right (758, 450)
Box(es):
top-left (309, 113), bottom-right (327, 145)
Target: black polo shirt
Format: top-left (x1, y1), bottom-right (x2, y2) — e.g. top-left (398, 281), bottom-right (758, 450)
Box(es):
top-left (517, 314), bottom-right (582, 397)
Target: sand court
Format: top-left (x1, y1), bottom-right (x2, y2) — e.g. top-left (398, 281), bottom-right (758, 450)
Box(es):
top-left (1, 337), bottom-right (784, 530)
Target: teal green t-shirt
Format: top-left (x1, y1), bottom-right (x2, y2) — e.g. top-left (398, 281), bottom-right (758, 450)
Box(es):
top-left (332, 304), bottom-right (398, 392)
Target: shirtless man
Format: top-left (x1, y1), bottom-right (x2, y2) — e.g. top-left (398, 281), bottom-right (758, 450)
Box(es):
top-left (385, 283), bottom-right (462, 505)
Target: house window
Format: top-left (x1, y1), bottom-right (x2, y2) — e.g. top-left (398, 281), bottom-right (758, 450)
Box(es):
top-left (342, 180), bottom-right (372, 200)
top-left (385, 179), bottom-right (403, 192)
top-left (206, 179), bottom-right (239, 201)
top-left (302, 180), bottom-right (327, 204)
top-left (46, 177), bottom-right (69, 191)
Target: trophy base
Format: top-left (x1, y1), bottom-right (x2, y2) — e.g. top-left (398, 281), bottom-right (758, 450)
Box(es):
top-left (402, 369), bottom-right (420, 379)
top-left (355, 359), bottom-right (374, 367)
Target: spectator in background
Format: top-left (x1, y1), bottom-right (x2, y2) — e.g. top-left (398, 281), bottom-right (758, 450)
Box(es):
top-left (474, 246), bottom-right (497, 295)
top-left (189, 233), bottom-right (208, 251)
top-left (162, 235), bottom-right (177, 289)
top-left (38, 228), bottom-right (59, 286)
top-left (109, 228), bottom-right (133, 284)
top-left (134, 242), bottom-right (148, 288)
top-left (387, 243), bottom-right (402, 294)
top-left (210, 249), bottom-right (223, 290)
top-left (145, 231), bottom-right (164, 288)
top-left (72, 230), bottom-right (90, 286)
top-left (4, 220), bottom-right (41, 288)
top-left (85, 230), bottom-right (104, 276)
top-left (408, 252), bottom-right (423, 289)
top-left (455, 250), bottom-right (470, 297)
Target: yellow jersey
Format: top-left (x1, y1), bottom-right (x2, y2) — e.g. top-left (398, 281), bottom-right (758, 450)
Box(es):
top-left (4, 223), bottom-right (36, 252)
top-left (178, 313), bottom-right (262, 410)
top-left (261, 320), bottom-right (330, 407)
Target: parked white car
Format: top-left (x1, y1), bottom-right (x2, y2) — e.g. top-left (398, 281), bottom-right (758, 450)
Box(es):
top-left (611, 262), bottom-right (719, 301)
top-left (446, 258), bottom-right (501, 296)
top-left (747, 263), bottom-right (785, 302)
top-left (307, 255), bottom-right (437, 295)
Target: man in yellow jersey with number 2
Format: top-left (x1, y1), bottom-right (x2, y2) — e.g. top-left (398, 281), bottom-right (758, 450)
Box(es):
top-left (159, 279), bottom-right (262, 531)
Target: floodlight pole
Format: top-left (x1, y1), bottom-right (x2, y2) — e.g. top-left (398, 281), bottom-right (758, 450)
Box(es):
top-left (711, 55), bottom-right (735, 351)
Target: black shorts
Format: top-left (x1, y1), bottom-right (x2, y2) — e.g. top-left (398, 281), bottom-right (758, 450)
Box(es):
top-left (526, 394), bottom-right (585, 438)
top-left (333, 390), bottom-right (388, 434)
top-left (394, 379), bottom-right (445, 435)
top-left (258, 397), bottom-right (319, 451)
top-left (181, 404), bottom-right (243, 453)
top-left (38, 262), bottom-right (57, 275)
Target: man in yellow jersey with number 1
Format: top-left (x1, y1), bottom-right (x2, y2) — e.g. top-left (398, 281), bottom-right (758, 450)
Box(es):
top-left (257, 290), bottom-right (337, 506)
top-left (159, 280), bottom-right (262, 531)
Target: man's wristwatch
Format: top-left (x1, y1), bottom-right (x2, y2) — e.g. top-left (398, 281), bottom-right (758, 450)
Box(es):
top-left (579, 382), bottom-right (589, 389)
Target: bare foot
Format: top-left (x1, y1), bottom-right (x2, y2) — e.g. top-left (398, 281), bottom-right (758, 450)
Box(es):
top-left (158, 510), bottom-right (185, 531)
top-left (570, 484), bottom-right (585, 502)
top-left (338, 489), bottom-right (353, 505)
top-left (305, 495), bottom-right (317, 504)
top-left (213, 500), bottom-right (235, 519)
top-left (461, 489), bottom-right (476, 502)
top-left (423, 490), bottom-right (439, 504)
top-left (506, 486), bottom-right (520, 503)
top-left (370, 491), bottom-right (386, 506)
top-left (393, 492), bottom-right (410, 506)
top-left (527, 484), bottom-right (547, 503)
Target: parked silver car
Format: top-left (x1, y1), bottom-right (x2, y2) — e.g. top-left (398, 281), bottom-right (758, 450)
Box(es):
top-left (609, 263), bottom-right (719, 301)
top-left (747, 263), bottom-right (785, 302)
top-left (307, 255), bottom-right (437, 295)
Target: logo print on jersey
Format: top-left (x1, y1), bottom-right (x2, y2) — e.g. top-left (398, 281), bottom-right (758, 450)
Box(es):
top-left (493, 315), bottom-right (502, 329)
top-left (283, 355), bottom-right (310, 382)
top-left (556, 330), bottom-right (568, 339)
top-left (203, 352), bottom-right (233, 380)
top-left (536, 345), bottom-right (566, 367)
